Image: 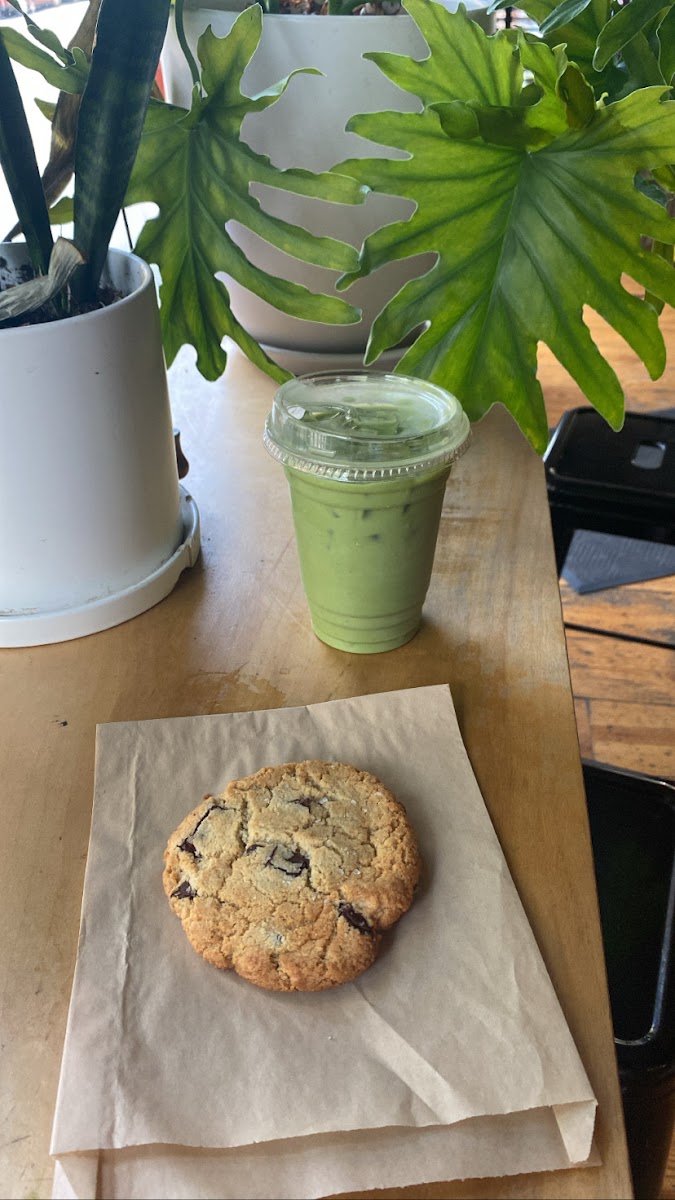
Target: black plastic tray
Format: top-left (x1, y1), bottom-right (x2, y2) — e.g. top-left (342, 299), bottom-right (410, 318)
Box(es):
top-left (546, 409), bottom-right (675, 507)
top-left (584, 761), bottom-right (675, 1075)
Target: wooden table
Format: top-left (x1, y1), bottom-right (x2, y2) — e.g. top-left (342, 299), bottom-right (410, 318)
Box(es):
top-left (0, 345), bottom-right (633, 1199)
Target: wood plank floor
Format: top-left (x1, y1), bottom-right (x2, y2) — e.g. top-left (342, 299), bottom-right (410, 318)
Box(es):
top-left (542, 315), bottom-right (675, 1197)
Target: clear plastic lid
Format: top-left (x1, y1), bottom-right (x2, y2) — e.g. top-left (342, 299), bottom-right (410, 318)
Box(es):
top-left (263, 371), bottom-right (471, 482)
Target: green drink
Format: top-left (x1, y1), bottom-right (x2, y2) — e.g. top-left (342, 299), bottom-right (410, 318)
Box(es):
top-left (263, 372), bottom-right (471, 654)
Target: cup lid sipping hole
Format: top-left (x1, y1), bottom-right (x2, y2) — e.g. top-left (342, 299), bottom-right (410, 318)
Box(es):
top-left (263, 371), bottom-right (472, 482)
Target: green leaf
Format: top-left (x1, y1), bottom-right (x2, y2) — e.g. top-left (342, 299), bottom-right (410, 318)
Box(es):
top-left (368, 0), bottom-right (524, 107)
top-left (658, 4), bottom-right (675, 81)
top-left (0, 27), bottom-right (88, 93)
top-left (509, 0), bottom-right (629, 100)
top-left (73, 0), bottom-right (171, 296)
top-left (5, 0), bottom-right (77, 64)
top-left (434, 100), bottom-right (481, 140)
top-left (539, 0), bottom-right (595, 37)
top-left (620, 28), bottom-right (668, 86)
top-left (127, 7), bottom-right (364, 383)
top-left (334, 9), bottom-right (675, 453)
top-left (48, 193), bottom-right (73, 224)
top-left (594, 0), bottom-right (673, 71)
top-left (511, 0), bottom-right (606, 64)
top-left (557, 61), bottom-right (597, 126)
top-left (0, 31), bottom-right (52, 272)
top-left (645, 239), bottom-right (674, 309)
top-left (34, 97), bottom-right (56, 122)
top-left (436, 55), bottom-right (596, 151)
top-left (518, 40), bottom-right (575, 136)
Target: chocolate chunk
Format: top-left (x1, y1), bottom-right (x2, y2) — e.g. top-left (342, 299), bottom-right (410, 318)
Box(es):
top-left (290, 795), bottom-right (314, 809)
top-left (178, 838), bottom-right (199, 857)
top-left (244, 843), bottom-right (264, 855)
top-left (172, 879), bottom-right (197, 900)
top-left (338, 902), bottom-right (372, 935)
top-left (263, 845), bottom-right (310, 876)
top-left (277, 850), bottom-right (310, 876)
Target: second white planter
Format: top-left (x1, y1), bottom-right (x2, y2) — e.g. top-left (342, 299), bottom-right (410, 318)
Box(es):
top-left (161, 5), bottom-right (491, 370)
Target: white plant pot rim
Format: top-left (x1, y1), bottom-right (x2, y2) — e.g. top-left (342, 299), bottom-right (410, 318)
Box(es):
top-left (0, 487), bottom-right (200, 648)
top-left (0, 247), bottom-right (154, 336)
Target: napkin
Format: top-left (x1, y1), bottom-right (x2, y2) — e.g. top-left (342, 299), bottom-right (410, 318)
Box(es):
top-left (51, 685), bottom-right (597, 1199)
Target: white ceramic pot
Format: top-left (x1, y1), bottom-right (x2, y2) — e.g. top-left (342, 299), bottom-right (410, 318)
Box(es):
top-left (161, 4), bottom-right (491, 371)
top-left (0, 245), bottom-right (200, 647)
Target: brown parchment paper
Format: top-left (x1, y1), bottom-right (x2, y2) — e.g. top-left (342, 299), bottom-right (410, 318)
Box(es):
top-left (51, 685), bottom-right (597, 1200)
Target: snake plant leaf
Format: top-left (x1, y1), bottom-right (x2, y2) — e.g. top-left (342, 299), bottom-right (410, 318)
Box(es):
top-left (126, 6), bottom-right (364, 384)
top-left (335, 5), bottom-right (675, 453)
top-left (3, 2), bottom-right (100, 247)
top-left (0, 29), bottom-right (52, 272)
top-left (73, 0), bottom-right (171, 298)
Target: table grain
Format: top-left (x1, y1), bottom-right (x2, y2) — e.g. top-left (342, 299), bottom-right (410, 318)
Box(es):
top-left (0, 345), bottom-right (633, 1199)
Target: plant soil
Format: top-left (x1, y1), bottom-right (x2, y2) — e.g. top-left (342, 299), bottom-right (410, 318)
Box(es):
top-left (0, 258), bottom-right (123, 328)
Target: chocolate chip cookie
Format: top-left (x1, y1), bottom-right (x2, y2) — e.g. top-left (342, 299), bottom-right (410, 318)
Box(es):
top-left (163, 760), bottom-right (421, 992)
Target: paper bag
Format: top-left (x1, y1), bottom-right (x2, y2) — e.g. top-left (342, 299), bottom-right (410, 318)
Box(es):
top-left (51, 685), bottom-right (597, 1198)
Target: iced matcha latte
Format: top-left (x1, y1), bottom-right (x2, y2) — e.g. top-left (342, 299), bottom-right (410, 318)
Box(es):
top-left (263, 372), bottom-right (471, 654)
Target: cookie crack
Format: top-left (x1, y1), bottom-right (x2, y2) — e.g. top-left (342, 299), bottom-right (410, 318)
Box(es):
top-left (178, 801), bottom-right (238, 859)
top-left (238, 794), bottom-right (251, 853)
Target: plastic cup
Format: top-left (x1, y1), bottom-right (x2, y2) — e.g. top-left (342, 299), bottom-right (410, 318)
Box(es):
top-left (263, 371), bottom-right (471, 654)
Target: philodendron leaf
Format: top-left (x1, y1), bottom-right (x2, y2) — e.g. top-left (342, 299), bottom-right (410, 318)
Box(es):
top-left (4, 0), bottom-right (77, 62)
top-left (594, 0), bottom-right (674, 72)
top-left (621, 29), bottom-right (668, 87)
top-left (556, 60), bottom-right (597, 127)
top-left (0, 26), bottom-right (88, 93)
top-left (126, 6), bottom-right (364, 384)
top-left (334, 3), bottom-right (675, 453)
top-left (538, 0), bottom-right (594, 36)
top-left (658, 4), bottom-right (675, 82)
top-left (499, 0), bottom-right (627, 99)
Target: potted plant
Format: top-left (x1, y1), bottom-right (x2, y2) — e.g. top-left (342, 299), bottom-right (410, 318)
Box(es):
top-left (159, 0), bottom-right (495, 369)
top-left (0, 0), bottom-right (199, 647)
top-left (154, 0), bottom-right (675, 452)
top-left (327, 0), bottom-right (675, 451)
top-left (5, 0), bottom-right (674, 475)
